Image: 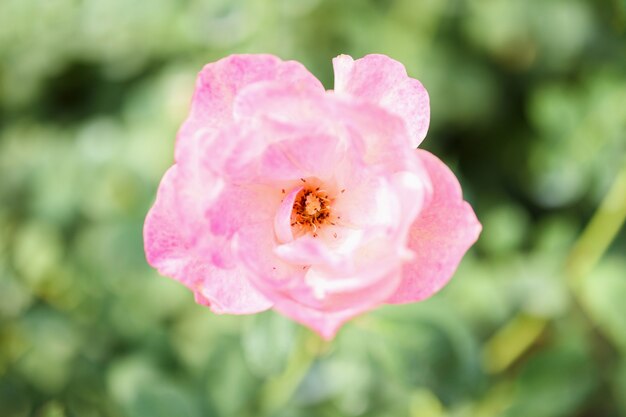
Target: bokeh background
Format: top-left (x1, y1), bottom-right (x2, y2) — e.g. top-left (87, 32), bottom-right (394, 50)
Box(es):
top-left (1, 0), bottom-right (626, 416)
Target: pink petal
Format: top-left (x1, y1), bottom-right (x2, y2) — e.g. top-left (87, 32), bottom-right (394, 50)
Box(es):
top-left (251, 247), bottom-right (403, 338)
top-left (269, 233), bottom-right (409, 338)
top-left (259, 133), bottom-right (344, 182)
top-left (179, 54), bottom-right (324, 140)
top-left (332, 176), bottom-right (401, 229)
top-left (269, 267), bottom-right (403, 340)
top-left (272, 303), bottom-right (358, 340)
top-left (191, 262), bottom-right (272, 315)
top-left (212, 184), bottom-right (310, 297)
top-left (233, 79), bottom-right (326, 127)
top-left (238, 211), bottom-right (405, 338)
top-left (185, 85), bottom-right (345, 183)
top-left (387, 150), bottom-right (482, 304)
top-left (171, 129), bottom-right (225, 233)
top-left (333, 54), bottom-right (430, 147)
top-left (234, 218), bottom-right (372, 334)
top-left (231, 83), bottom-right (349, 181)
top-left (207, 183), bottom-right (281, 238)
top-left (272, 304), bottom-right (363, 340)
top-left (274, 236), bottom-right (347, 269)
top-left (232, 82), bottom-right (418, 185)
top-left (144, 166), bottom-right (272, 314)
top-left (390, 170), bottom-right (433, 233)
top-left (274, 186), bottom-right (302, 244)
top-left (234, 219), bottom-right (314, 321)
top-left (329, 96), bottom-right (418, 182)
top-left (144, 166), bottom-right (193, 280)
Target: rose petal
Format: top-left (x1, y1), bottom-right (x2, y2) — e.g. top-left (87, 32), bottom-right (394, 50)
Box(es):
top-left (272, 232), bottom-right (408, 319)
top-left (144, 166), bottom-right (192, 280)
top-left (235, 220), bottom-right (306, 293)
top-left (388, 150), bottom-right (482, 304)
top-left (179, 54), bottom-right (324, 140)
top-left (274, 186), bottom-right (302, 243)
top-left (333, 54), bottom-right (430, 147)
top-left (233, 82), bottom-right (417, 183)
top-left (332, 176), bottom-right (401, 229)
top-left (269, 267), bottom-right (403, 340)
top-left (207, 183), bottom-right (282, 238)
top-left (322, 97), bottom-right (421, 198)
top-left (191, 262), bottom-right (272, 314)
top-left (144, 166), bottom-right (271, 313)
top-left (274, 236), bottom-right (347, 269)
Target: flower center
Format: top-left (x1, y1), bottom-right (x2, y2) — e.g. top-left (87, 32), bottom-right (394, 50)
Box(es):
top-left (291, 185), bottom-right (333, 236)
top-left (304, 193), bottom-right (323, 217)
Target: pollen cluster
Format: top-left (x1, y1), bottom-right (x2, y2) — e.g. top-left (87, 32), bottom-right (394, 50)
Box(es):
top-left (291, 184), bottom-right (333, 237)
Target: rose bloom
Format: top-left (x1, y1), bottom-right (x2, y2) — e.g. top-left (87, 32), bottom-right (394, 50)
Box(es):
top-left (144, 54), bottom-right (481, 339)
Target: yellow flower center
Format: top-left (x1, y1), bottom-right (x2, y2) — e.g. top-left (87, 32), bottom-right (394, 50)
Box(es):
top-left (291, 183), bottom-right (335, 237)
top-left (304, 193), bottom-right (323, 217)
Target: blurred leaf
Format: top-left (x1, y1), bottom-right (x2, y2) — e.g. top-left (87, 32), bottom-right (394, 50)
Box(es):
top-left (504, 341), bottom-right (597, 417)
top-left (35, 402), bottom-right (66, 417)
top-left (409, 389), bottom-right (444, 417)
top-left (259, 330), bottom-right (325, 416)
top-left (479, 204), bottom-right (530, 256)
top-left (0, 269), bottom-right (32, 319)
top-left (12, 221), bottom-right (63, 288)
top-left (207, 342), bottom-right (259, 417)
top-left (132, 382), bottom-right (201, 417)
top-left (242, 311), bottom-right (297, 377)
top-left (615, 360), bottom-right (626, 415)
top-left (15, 309), bottom-right (80, 393)
top-left (579, 257), bottom-right (626, 353)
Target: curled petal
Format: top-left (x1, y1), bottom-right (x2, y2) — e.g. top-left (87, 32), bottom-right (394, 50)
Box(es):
top-left (144, 166), bottom-right (194, 281)
top-left (192, 263), bottom-right (272, 315)
top-left (233, 82), bottom-right (417, 183)
top-left (274, 186), bottom-right (302, 243)
top-left (272, 233), bottom-right (408, 323)
top-left (388, 150), bottom-right (482, 304)
top-left (333, 54), bottom-right (430, 147)
top-left (274, 236), bottom-right (347, 269)
top-left (270, 267), bottom-right (403, 340)
top-left (390, 169), bottom-right (433, 235)
top-left (179, 54), bottom-right (324, 139)
top-left (333, 176), bottom-right (401, 230)
top-left (144, 166), bottom-right (271, 314)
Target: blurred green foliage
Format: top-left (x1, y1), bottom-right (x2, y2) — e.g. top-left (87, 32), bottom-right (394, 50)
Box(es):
top-left (1, 0), bottom-right (626, 416)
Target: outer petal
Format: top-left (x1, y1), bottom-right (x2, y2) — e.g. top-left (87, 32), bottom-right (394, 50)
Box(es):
top-left (269, 270), bottom-right (400, 340)
top-left (231, 82), bottom-right (348, 182)
top-left (185, 84), bottom-right (346, 184)
top-left (235, 214), bottom-right (403, 340)
top-left (144, 166), bottom-right (272, 314)
top-left (249, 234), bottom-right (403, 339)
top-left (191, 262), bottom-right (273, 314)
top-left (232, 82), bottom-right (419, 185)
top-left (333, 54), bottom-right (430, 147)
top-left (388, 150), bottom-right (481, 304)
top-left (178, 54), bottom-right (324, 141)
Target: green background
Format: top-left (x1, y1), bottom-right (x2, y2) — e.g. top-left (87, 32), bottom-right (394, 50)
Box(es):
top-left (1, 0), bottom-right (626, 416)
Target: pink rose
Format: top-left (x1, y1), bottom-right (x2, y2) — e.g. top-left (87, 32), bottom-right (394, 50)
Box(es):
top-left (144, 54), bottom-right (481, 339)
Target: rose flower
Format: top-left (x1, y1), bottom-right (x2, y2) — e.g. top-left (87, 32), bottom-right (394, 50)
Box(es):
top-left (144, 54), bottom-right (481, 339)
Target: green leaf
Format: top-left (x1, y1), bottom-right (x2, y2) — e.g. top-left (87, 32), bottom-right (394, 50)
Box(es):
top-left (579, 257), bottom-right (626, 353)
top-left (242, 311), bottom-right (297, 377)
